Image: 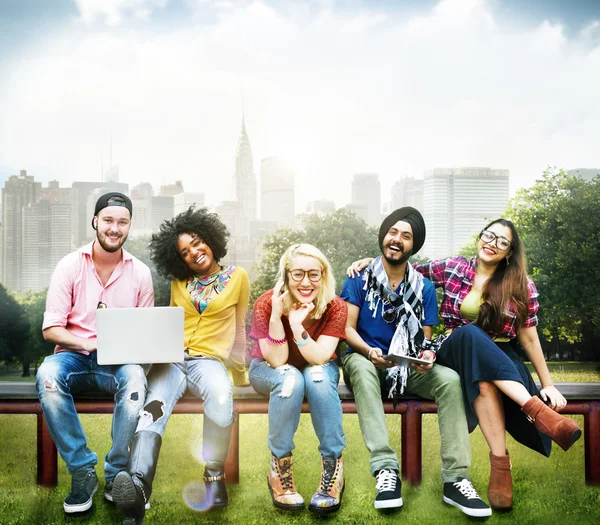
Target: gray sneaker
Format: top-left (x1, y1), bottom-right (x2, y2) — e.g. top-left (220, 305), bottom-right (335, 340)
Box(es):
top-left (64, 469), bottom-right (98, 513)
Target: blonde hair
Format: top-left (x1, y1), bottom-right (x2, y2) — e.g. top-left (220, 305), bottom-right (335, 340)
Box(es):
top-left (277, 243), bottom-right (336, 320)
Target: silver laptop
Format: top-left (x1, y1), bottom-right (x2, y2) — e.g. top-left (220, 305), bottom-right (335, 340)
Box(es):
top-left (96, 307), bottom-right (185, 365)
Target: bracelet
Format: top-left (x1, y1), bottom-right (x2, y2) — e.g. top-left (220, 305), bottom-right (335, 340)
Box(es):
top-left (266, 333), bottom-right (287, 346)
top-left (295, 336), bottom-right (310, 347)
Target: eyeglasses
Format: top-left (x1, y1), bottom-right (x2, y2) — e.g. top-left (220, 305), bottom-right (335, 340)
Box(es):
top-left (480, 230), bottom-right (512, 251)
top-left (288, 269), bottom-right (323, 283)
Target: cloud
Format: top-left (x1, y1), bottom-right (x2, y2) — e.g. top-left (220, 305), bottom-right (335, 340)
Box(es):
top-left (1, 0), bottom-right (599, 211)
top-left (74, 0), bottom-right (169, 25)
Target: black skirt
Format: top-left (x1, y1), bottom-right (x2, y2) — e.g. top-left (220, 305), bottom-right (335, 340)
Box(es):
top-left (437, 323), bottom-right (552, 457)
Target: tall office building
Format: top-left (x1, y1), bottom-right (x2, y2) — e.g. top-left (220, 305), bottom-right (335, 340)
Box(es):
top-left (306, 199), bottom-right (336, 215)
top-left (391, 177), bottom-right (424, 212)
top-left (1, 170), bottom-right (42, 290)
top-left (260, 156), bottom-right (295, 225)
top-left (151, 196), bottom-right (174, 232)
top-left (351, 173), bottom-right (381, 225)
top-left (174, 192), bottom-right (204, 215)
top-left (567, 168), bottom-right (599, 181)
top-left (422, 167), bottom-right (509, 259)
top-left (159, 180), bottom-right (184, 197)
top-left (234, 117), bottom-right (257, 238)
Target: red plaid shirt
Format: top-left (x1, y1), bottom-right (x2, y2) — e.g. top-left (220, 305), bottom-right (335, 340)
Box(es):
top-left (413, 256), bottom-right (539, 340)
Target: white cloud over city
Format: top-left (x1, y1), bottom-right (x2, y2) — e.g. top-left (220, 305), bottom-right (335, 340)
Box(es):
top-left (0, 0), bottom-right (599, 209)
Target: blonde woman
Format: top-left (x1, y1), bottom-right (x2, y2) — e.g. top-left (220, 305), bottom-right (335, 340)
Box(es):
top-left (249, 244), bottom-right (347, 515)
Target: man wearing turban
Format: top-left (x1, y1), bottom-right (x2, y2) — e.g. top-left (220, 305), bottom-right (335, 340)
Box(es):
top-left (340, 207), bottom-right (491, 517)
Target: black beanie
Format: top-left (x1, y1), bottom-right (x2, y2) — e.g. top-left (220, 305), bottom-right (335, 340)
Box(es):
top-left (378, 206), bottom-right (426, 254)
top-left (91, 192), bottom-right (133, 229)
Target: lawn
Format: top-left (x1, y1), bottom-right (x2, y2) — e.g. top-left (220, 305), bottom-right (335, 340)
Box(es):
top-left (0, 363), bottom-right (598, 524)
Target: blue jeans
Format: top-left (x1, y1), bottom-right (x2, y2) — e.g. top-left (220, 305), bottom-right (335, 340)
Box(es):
top-left (136, 354), bottom-right (234, 465)
top-left (36, 351), bottom-right (147, 481)
top-left (249, 358), bottom-right (345, 460)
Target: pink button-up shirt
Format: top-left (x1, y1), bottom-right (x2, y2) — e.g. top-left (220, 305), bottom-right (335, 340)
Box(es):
top-left (43, 241), bottom-right (154, 354)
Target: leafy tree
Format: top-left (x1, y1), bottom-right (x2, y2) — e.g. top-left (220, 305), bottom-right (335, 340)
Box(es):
top-left (12, 289), bottom-right (54, 376)
top-left (505, 168), bottom-right (600, 360)
top-left (251, 209), bottom-right (381, 303)
top-left (126, 236), bottom-right (171, 306)
top-left (0, 283), bottom-right (30, 373)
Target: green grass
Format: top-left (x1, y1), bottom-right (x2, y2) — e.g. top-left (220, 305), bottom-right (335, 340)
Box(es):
top-left (0, 412), bottom-right (599, 525)
top-left (526, 362), bottom-right (600, 383)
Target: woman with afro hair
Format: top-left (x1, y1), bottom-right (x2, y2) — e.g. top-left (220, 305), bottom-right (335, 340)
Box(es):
top-left (113, 207), bottom-right (249, 524)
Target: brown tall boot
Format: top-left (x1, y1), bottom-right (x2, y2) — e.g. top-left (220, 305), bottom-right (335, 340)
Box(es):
top-left (521, 396), bottom-right (582, 451)
top-left (488, 451), bottom-right (512, 510)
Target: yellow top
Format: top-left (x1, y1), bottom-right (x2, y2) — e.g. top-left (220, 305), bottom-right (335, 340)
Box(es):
top-left (170, 266), bottom-right (250, 386)
top-left (445, 289), bottom-right (509, 342)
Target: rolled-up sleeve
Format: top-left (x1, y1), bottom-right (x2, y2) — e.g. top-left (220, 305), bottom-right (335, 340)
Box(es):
top-left (42, 258), bottom-right (74, 330)
top-left (523, 278), bottom-right (539, 328)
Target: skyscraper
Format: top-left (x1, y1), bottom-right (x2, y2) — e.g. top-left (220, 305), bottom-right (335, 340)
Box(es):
top-left (1, 170), bottom-right (41, 290)
top-left (260, 156), bottom-right (295, 225)
top-left (391, 177), bottom-right (424, 212)
top-left (351, 173), bottom-right (381, 225)
top-left (234, 117), bottom-right (257, 238)
top-left (422, 167), bottom-right (509, 259)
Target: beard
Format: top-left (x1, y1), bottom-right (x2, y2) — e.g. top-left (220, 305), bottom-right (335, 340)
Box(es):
top-left (96, 231), bottom-right (127, 253)
top-left (382, 243), bottom-right (412, 266)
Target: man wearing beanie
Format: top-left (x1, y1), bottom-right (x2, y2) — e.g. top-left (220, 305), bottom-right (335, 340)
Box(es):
top-left (340, 207), bottom-right (491, 517)
top-left (36, 192), bottom-right (153, 514)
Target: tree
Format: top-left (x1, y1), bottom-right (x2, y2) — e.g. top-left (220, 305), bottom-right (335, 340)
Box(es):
top-left (251, 209), bottom-right (382, 304)
top-left (12, 289), bottom-right (54, 376)
top-left (0, 283), bottom-right (30, 373)
top-left (505, 168), bottom-right (600, 360)
top-left (125, 236), bottom-right (171, 306)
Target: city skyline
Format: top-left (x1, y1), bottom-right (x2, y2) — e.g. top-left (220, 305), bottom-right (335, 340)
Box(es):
top-left (1, 0), bottom-right (599, 211)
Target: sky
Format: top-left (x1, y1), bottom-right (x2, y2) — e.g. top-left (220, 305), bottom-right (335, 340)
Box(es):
top-left (1, 0), bottom-right (599, 211)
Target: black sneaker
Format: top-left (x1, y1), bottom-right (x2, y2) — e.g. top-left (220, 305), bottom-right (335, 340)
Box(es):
top-left (63, 469), bottom-right (98, 513)
top-left (104, 481), bottom-right (113, 502)
top-left (374, 469), bottom-right (403, 509)
top-left (443, 479), bottom-right (492, 517)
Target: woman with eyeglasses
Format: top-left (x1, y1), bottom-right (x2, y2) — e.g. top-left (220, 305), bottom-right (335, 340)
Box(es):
top-left (249, 243), bottom-right (347, 515)
top-left (347, 219), bottom-right (581, 511)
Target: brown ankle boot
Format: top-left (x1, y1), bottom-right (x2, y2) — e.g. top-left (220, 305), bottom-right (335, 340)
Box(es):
top-left (521, 396), bottom-right (582, 451)
top-left (488, 451), bottom-right (512, 510)
top-left (267, 454), bottom-right (305, 511)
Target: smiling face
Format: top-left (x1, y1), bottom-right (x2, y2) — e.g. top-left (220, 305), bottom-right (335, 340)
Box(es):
top-left (94, 206), bottom-right (131, 253)
top-left (478, 222), bottom-right (513, 265)
top-left (176, 233), bottom-right (219, 276)
top-left (381, 220), bottom-right (414, 266)
top-left (286, 255), bottom-right (323, 304)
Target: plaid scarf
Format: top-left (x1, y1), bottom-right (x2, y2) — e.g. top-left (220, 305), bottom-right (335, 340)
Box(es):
top-left (363, 256), bottom-right (424, 396)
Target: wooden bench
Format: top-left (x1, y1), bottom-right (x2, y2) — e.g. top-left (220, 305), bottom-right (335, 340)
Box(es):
top-left (0, 381), bottom-right (598, 487)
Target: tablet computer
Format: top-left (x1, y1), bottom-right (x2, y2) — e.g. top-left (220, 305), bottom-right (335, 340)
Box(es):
top-left (382, 354), bottom-right (432, 367)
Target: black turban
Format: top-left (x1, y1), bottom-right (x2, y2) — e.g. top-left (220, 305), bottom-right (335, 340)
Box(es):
top-left (378, 206), bottom-right (426, 254)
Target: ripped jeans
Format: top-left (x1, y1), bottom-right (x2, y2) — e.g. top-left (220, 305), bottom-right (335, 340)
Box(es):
top-left (249, 358), bottom-right (345, 460)
top-left (36, 351), bottom-right (147, 481)
top-left (135, 354), bottom-right (234, 465)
